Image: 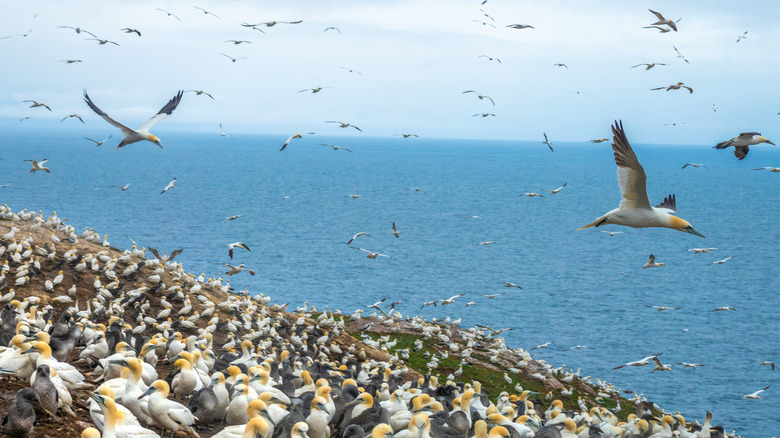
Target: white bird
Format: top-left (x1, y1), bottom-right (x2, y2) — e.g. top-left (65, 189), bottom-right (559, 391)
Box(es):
top-left (577, 121), bottom-right (704, 237)
top-left (110, 183), bottom-right (131, 191)
top-left (348, 246), bottom-right (390, 259)
top-left (736, 31), bottom-right (748, 43)
top-left (744, 386), bottom-right (769, 399)
top-left (650, 356), bottom-right (672, 373)
top-left (707, 256), bottom-right (734, 266)
top-left (542, 133), bottom-right (554, 151)
top-left (685, 247), bottom-right (718, 254)
top-left (598, 230), bottom-right (625, 236)
top-left (321, 143), bottom-right (352, 152)
top-left (25, 159), bottom-right (50, 173)
top-left (712, 307), bottom-right (736, 312)
top-left (440, 293), bottom-right (465, 305)
top-left (682, 163), bottom-right (708, 170)
top-left (714, 132), bottom-right (775, 160)
top-left (227, 242), bottom-right (251, 259)
top-left (753, 167), bottom-right (780, 172)
top-left (160, 178), bottom-right (176, 194)
top-left (84, 90), bottom-right (183, 150)
top-left (613, 353), bottom-right (662, 370)
top-left (673, 46), bottom-right (689, 63)
top-left (220, 123), bottom-right (231, 138)
top-left (647, 9), bottom-right (679, 31)
top-left (280, 132), bottom-right (315, 151)
top-left (643, 254), bottom-right (664, 269)
top-left (541, 182), bottom-right (567, 194)
top-left (346, 232), bottom-right (371, 245)
top-left (219, 263), bottom-right (256, 276)
top-left (85, 135), bottom-right (113, 146)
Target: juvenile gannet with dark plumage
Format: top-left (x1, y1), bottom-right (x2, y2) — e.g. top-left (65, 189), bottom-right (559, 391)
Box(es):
top-left (84, 90), bottom-right (183, 150)
top-left (714, 132), bottom-right (775, 160)
top-left (577, 121), bottom-right (704, 237)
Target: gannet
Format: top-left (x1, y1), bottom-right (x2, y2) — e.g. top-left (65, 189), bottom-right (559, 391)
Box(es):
top-left (121, 28), bottom-right (142, 37)
top-left (60, 114), bottom-right (84, 123)
top-left (321, 143), bottom-right (352, 152)
top-left (651, 82), bottom-right (693, 93)
top-left (472, 20), bottom-right (497, 28)
top-left (589, 138), bottom-right (609, 143)
top-left (682, 163), bottom-right (708, 169)
top-left (395, 134), bottom-right (419, 138)
top-left (346, 232), bottom-right (370, 245)
top-left (506, 24), bottom-right (534, 29)
top-left (61, 59), bottom-right (83, 63)
top-left (643, 254), bottom-right (664, 269)
top-left (224, 39), bottom-right (251, 45)
top-left (58, 26), bottom-right (97, 37)
top-left (85, 135), bottom-right (113, 146)
top-left (221, 53), bottom-right (248, 63)
top-left (473, 113), bottom-right (496, 117)
top-left (645, 305), bottom-right (680, 311)
top-left (612, 354), bottom-right (662, 369)
top-left (736, 31), bottom-right (748, 43)
top-left (712, 306), bottom-right (736, 311)
top-left (553, 63), bottom-right (568, 69)
top-left (650, 356), bottom-right (671, 373)
top-left (577, 121), bottom-right (704, 237)
top-left (220, 263), bottom-right (256, 276)
top-left (522, 193), bottom-right (544, 198)
top-left (88, 38), bottom-right (120, 46)
top-left (84, 90), bottom-right (183, 150)
top-left (744, 386), bottom-right (769, 399)
top-left (222, 215), bottom-right (244, 221)
top-left (542, 133), bottom-right (554, 151)
top-left (643, 25), bottom-right (671, 33)
top-left (348, 246), bottom-right (390, 259)
top-left (160, 178), bottom-right (176, 194)
top-left (324, 27), bottom-right (342, 34)
top-left (228, 242), bottom-right (251, 259)
top-left (325, 121), bottom-right (362, 132)
top-left (185, 90), bottom-right (215, 100)
top-left (542, 182), bottom-right (566, 194)
top-left (22, 100), bottom-right (51, 111)
top-left (110, 183), bottom-right (131, 191)
top-left (479, 55), bottom-right (501, 63)
top-left (463, 90), bottom-right (495, 105)
top-left (714, 132), bottom-right (775, 160)
top-left (632, 63), bottom-right (667, 70)
top-left (503, 282), bottom-right (522, 289)
top-left (298, 87), bottom-right (329, 93)
top-left (707, 256), bottom-right (734, 266)
top-left (753, 166), bottom-right (780, 172)
top-left (139, 380), bottom-right (199, 436)
top-left (647, 9), bottom-right (679, 31)
top-left (193, 6), bottom-right (219, 18)
top-left (673, 46), bottom-right (689, 63)
top-left (391, 222), bottom-right (401, 238)
top-left (759, 360), bottom-right (775, 370)
top-left (676, 362), bottom-right (704, 370)
top-left (280, 132), bottom-right (315, 151)
top-left (25, 159), bottom-right (50, 173)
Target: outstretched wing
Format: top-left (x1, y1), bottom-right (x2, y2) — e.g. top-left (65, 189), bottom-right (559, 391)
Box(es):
top-left (648, 9), bottom-right (666, 21)
top-left (611, 120), bottom-right (650, 209)
top-left (655, 194), bottom-right (677, 213)
top-left (138, 91), bottom-right (184, 131)
top-left (83, 90), bottom-right (134, 135)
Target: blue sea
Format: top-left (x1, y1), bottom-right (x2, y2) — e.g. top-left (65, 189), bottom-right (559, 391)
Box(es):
top-left (1, 128), bottom-right (778, 437)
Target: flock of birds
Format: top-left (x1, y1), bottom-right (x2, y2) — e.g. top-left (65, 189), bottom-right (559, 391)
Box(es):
top-left (0, 206), bottom-right (758, 438)
top-left (1, 4), bottom-right (778, 438)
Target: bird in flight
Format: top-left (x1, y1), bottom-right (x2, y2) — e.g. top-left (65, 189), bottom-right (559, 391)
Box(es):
top-left (647, 9), bottom-right (679, 31)
top-left (391, 222), bottom-right (401, 238)
top-left (346, 232), bottom-right (371, 245)
top-left (221, 53), bottom-right (247, 63)
top-left (473, 113), bottom-right (496, 117)
top-left (651, 82), bottom-right (693, 93)
top-left (645, 305), bottom-right (680, 311)
top-left (23, 100), bottom-right (51, 111)
top-left (504, 282), bottom-right (522, 289)
top-left (85, 135), bottom-right (112, 146)
top-left (224, 39), bottom-right (251, 45)
top-left (60, 114), bottom-right (84, 123)
top-left (714, 132), bottom-right (775, 160)
top-left (613, 354), bottom-right (662, 370)
top-left (110, 183), bottom-right (131, 191)
top-left (60, 59), bottom-right (82, 64)
top-left (326, 121), bottom-right (362, 132)
top-left (479, 55), bottom-right (501, 63)
top-left (632, 63), bottom-right (667, 70)
top-left (506, 24), bottom-right (534, 29)
top-left (321, 143), bottom-right (352, 152)
top-left (553, 63), bottom-right (568, 69)
top-left (280, 132), bottom-right (315, 151)
top-left (682, 163), bottom-right (708, 170)
top-left (673, 46), bottom-right (689, 63)
top-left (642, 25), bottom-right (671, 33)
top-left (744, 386), bottom-right (770, 399)
top-left (685, 248), bottom-right (718, 254)
top-left (186, 90), bottom-right (214, 100)
top-left (577, 121), bottom-right (704, 237)
top-left (589, 138), bottom-right (609, 143)
top-left (598, 230), bottom-right (625, 236)
top-left (88, 38), bottom-right (120, 46)
top-left (219, 263), bottom-right (255, 276)
top-left (396, 134), bottom-right (419, 138)
top-left (84, 90), bottom-right (183, 150)
top-left (753, 167), bottom-right (780, 172)
top-left (542, 132), bottom-right (553, 151)
top-left (156, 9), bottom-right (181, 21)
top-left (712, 104), bottom-right (718, 112)
top-left (193, 6), bottom-right (219, 18)
top-left (160, 178), bottom-right (177, 194)
top-left (676, 362), bottom-right (704, 370)
top-left (712, 307), bottom-right (736, 312)
top-left (462, 90), bottom-right (495, 105)
top-left (222, 215), bottom-right (243, 221)
top-left (25, 159), bottom-right (50, 173)
top-left (707, 256), bottom-right (734, 266)
top-left (643, 254), bottom-right (664, 269)
top-left (324, 27), bottom-right (341, 34)
top-left (57, 26), bottom-right (97, 37)
top-left (541, 182), bottom-right (567, 194)
top-left (522, 193), bottom-right (544, 198)
top-left (339, 67), bottom-right (364, 75)
top-left (227, 242), bottom-right (250, 259)
top-left (121, 28), bottom-right (141, 37)
top-left (298, 87), bottom-right (330, 94)
top-left (472, 20), bottom-right (496, 28)
top-left (759, 360), bottom-right (775, 371)
top-left (736, 31), bottom-right (748, 43)
top-left (650, 357), bottom-right (672, 373)
top-left (219, 123), bottom-right (231, 138)
top-left (349, 246), bottom-right (390, 259)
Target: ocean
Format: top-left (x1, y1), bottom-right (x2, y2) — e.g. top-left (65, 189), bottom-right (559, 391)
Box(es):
top-left (1, 128), bottom-right (778, 437)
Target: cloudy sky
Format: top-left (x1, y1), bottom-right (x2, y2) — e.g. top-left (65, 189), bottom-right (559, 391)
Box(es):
top-left (1, 0), bottom-right (777, 144)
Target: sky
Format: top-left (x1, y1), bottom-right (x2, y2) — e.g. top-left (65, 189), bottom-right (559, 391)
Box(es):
top-left (1, 0), bottom-right (778, 144)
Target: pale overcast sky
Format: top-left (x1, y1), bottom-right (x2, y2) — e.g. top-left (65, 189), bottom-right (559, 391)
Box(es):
top-left (1, 0), bottom-right (777, 144)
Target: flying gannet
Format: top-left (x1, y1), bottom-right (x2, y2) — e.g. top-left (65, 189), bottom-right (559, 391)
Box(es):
top-left (744, 386), bottom-right (770, 399)
top-left (84, 90), bottom-right (183, 150)
top-left (714, 132), bottom-right (775, 160)
top-left (577, 121), bottom-right (704, 237)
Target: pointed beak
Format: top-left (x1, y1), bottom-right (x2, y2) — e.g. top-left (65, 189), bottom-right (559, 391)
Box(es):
top-left (109, 359), bottom-right (129, 367)
top-left (261, 410), bottom-right (275, 426)
top-left (138, 387), bottom-right (155, 399)
top-left (766, 140), bottom-right (776, 146)
top-left (684, 226), bottom-right (705, 238)
top-left (21, 346), bottom-right (36, 354)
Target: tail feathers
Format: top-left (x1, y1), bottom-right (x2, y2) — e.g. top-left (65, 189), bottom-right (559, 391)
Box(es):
top-left (714, 140), bottom-right (733, 149)
top-left (577, 217), bottom-right (606, 231)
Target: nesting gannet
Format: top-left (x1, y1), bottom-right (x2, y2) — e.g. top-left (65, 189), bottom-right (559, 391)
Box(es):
top-left (714, 132), bottom-right (775, 160)
top-left (280, 132), bottom-right (315, 151)
top-left (346, 232), bottom-right (371, 245)
top-left (577, 121), bottom-right (704, 237)
top-left (479, 55), bottom-right (501, 63)
top-left (758, 360), bottom-right (775, 370)
top-left (542, 133), bottom-right (554, 152)
top-left (25, 159), bottom-right (50, 173)
top-left (58, 26), bottom-right (97, 37)
top-left (612, 353), bottom-right (662, 369)
top-left (160, 178), bottom-right (177, 194)
top-left (711, 307), bottom-right (736, 312)
top-left (673, 46), bottom-right (689, 63)
top-left (647, 9), bottom-right (679, 31)
top-left (651, 82), bottom-right (693, 93)
top-left (22, 100), bottom-right (52, 111)
top-left (321, 144), bottom-right (352, 152)
top-left (706, 256), bottom-right (734, 266)
top-left (642, 254), bottom-right (664, 269)
top-left (85, 135), bottom-right (113, 146)
top-left (472, 20), bottom-right (497, 28)
top-left (753, 166), bottom-right (780, 172)
top-left (744, 386), bottom-right (769, 399)
top-left (348, 247), bottom-right (390, 259)
top-left (506, 24), bottom-right (534, 29)
top-left (84, 90), bottom-right (183, 150)
top-left (228, 242), bottom-right (250, 259)
top-left (736, 31), bottom-right (748, 43)
top-left (645, 305), bottom-right (680, 311)
top-left (220, 263), bottom-right (256, 276)
top-left (463, 90), bottom-right (495, 105)
top-left (589, 138), bottom-right (609, 143)
top-left (193, 6), bottom-right (219, 18)
top-left (632, 63), bottom-right (667, 70)
top-left (541, 182), bottom-right (567, 194)
top-left (60, 114), bottom-right (84, 123)
top-left (682, 163), bottom-right (708, 170)
top-left (326, 121), bottom-right (362, 132)
top-left (139, 380), bottom-right (199, 437)
top-left (221, 53), bottom-right (248, 63)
